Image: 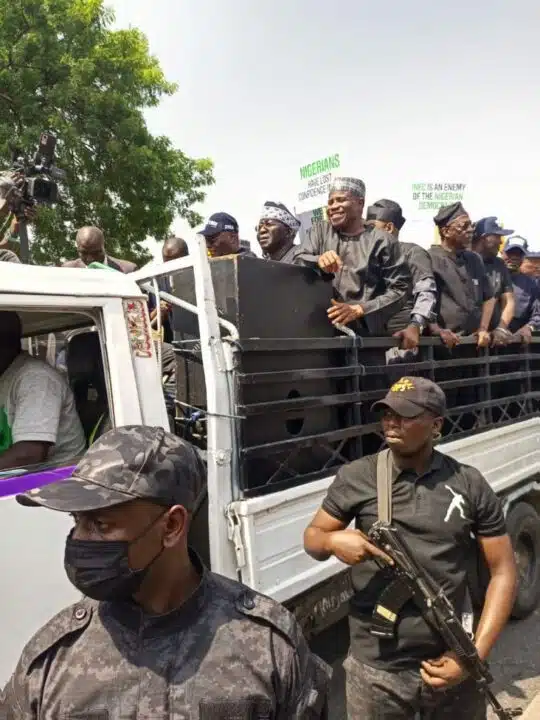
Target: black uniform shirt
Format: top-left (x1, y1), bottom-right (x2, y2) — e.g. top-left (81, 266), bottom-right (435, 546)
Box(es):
top-left (429, 246), bottom-right (493, 334)
top-left (509, 272), bottom-right (540, 332)
top-left (322, 450), bottom-right (505, 671)
top-left (482, 256), bottom-right (513, 330)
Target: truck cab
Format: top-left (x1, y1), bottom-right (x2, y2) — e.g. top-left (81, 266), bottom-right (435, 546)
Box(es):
top-left (1, 238), bottom-right (540, 686)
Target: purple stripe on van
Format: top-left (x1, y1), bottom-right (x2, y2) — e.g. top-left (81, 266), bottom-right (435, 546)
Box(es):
top-left (0, 466), bottom-right (76, 499)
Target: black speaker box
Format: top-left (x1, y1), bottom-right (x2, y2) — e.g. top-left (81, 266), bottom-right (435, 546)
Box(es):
top-left (170, 255), bottom-right (352, 492)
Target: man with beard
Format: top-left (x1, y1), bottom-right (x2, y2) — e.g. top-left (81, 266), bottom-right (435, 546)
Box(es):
top-left (293, 177), bottom-right (410, 334)
top-left (256, 201), bottom-right (300, 262)
top-left (472, 217), bottom-right (515, 343)
top-left (429, 203), bottom-right (495, 347)
top-left (501, 236), bottom-right (540, 342)
top-left (366, 199), bottom-right (437, 353)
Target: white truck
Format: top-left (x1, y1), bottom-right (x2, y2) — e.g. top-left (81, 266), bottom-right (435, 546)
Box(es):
top-left (1, 237), bottom-right (540, 687)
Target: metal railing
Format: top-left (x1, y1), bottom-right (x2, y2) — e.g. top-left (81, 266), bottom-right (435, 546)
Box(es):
top-left (214, 334), bottom-right (540, 497)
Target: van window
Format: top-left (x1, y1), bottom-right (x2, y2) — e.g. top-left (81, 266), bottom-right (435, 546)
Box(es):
top-left (0, 310), bottom-right (111, 490)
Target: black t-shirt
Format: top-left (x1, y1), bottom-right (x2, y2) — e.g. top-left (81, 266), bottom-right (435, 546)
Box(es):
top-left (322, 450), bottom-right (505, 670)
top-left (429, 246), bottom-right (493, 334)
top-left (483, 256), bottom-right (513, 330)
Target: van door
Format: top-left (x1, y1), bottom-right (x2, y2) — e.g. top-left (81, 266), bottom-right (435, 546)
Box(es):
top-left (0, 296), bottom-right (150, 687)
top-left (132, 246), bottom-right (239, 582)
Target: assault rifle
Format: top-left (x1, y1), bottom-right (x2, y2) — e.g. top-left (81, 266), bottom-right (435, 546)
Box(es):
top-left (367, 521), bottom-right (521, 720)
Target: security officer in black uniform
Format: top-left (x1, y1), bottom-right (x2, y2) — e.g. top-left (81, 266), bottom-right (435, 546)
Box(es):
top-left (304, 376), bottom-right (517, 720)
top-left (2, 426), bottom-right (331, 719)
top-left (501, 236), bottom-right (540, 341)
top-left (472, 217), bottom-right (516, 343)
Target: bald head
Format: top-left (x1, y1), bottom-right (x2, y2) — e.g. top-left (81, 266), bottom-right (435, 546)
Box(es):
top-left (162, 236), bottom-right (188, 263)
top-left (76, 226), bottom-right (106, 265)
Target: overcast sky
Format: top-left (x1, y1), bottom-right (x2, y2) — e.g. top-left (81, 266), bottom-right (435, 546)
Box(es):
top-left (109, 0), bottom-right (539, 254)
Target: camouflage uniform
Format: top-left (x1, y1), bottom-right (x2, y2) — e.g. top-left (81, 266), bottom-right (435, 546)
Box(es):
top-left (1, 426), bottom-right (331, 719)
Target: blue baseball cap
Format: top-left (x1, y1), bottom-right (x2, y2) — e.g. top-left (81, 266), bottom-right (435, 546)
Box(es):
top-left (199, 212), bottom-right (239, 238)
top-left (474, 217), bottom-right (513, 239)
top-left (503, 235), bottom-right (529, 254)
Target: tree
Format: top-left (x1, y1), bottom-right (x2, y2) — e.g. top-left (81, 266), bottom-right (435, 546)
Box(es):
top-left (0, 0), bottom-right (214, 265)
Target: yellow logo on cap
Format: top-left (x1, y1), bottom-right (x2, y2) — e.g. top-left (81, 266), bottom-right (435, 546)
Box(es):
top-left (391, 378), bottom-right (415, 393)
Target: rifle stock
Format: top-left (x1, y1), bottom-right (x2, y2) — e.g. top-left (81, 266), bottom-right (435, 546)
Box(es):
top-left (367, 521), bottom-right (521, 720)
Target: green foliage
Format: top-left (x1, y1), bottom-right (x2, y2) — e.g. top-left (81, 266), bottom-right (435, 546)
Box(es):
top-left (0, 0), bottom-right (214, 265)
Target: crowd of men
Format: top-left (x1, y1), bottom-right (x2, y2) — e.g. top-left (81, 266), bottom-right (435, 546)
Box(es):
top-left (195, 179), bottom-right (540, 353)
top-left (2, 173), bottom-right (540, 357)
top-left (0, 174), bottom-right (533, 719)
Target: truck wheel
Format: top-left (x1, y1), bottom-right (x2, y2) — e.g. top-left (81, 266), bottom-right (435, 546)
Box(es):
top-left (507, 502), bottom-right (540, 620)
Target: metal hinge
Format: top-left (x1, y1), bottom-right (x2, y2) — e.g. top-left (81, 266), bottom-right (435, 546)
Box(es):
top-left (225, 505), bottom-right (246, 570)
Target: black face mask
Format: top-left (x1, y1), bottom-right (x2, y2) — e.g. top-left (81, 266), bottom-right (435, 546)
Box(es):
top-left (64, 513), bottom-right (166, 602)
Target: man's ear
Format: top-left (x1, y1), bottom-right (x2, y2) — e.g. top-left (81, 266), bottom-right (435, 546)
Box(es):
top-left (162, 505), bottom-right (190, 548)
top-left (434, 416), bottom-right (444, 434)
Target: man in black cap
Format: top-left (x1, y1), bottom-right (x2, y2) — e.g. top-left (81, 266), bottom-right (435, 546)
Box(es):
top-left (366, 199), bottom-right (437, 352)
top-left (3, 426), bottom-right (331, 718)
top-left (256, 200), bottom-right (300, 263)
top-left (293, 177), bottom-right (410, 334)
top-left (429, 202), bottom-right (495, 347)
top-left (199, 212), bottom-right (256, 258)
top-left (472, 217), bottom-right (516, 342)
top-left (304, 377), bottom-right (516, 720)
top-left (501, 236), bottom-right (540, 342)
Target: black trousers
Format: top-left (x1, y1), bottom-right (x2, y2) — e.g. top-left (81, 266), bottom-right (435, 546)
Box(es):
top-left (344, 654), bottom-right (486, 720)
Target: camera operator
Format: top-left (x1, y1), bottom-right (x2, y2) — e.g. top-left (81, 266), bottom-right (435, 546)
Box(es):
top-left (0, 172), bottom-right (40, 263)
top-left (0, 174), bottom-right (21, 262)
top-left (0, 173), bottom-right (19, 220)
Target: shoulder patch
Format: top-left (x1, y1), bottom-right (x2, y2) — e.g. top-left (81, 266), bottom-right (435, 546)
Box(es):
top-left (19, 599), bottom-right (95, 675)
top-left (235, 590), bottom-right (303, 648)
top-left (209, 572), bottom-right (302, 648)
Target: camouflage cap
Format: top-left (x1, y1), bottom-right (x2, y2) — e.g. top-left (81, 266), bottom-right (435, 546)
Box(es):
top-left (372, 376), bottom-right (446, 418)
top-left (17, 426), bottom-right (206, 513)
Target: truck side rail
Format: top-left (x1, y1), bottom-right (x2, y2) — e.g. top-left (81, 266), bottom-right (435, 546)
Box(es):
top-left (228, 334), bottom-right (540, 497)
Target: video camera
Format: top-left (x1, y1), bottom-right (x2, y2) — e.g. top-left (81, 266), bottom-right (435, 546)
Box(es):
top-left (10, 131), bottom-right (66, 207)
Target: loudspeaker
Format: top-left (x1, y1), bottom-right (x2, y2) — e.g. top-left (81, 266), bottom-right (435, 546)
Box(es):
top-left (170, 255), bottom-right (353, 493)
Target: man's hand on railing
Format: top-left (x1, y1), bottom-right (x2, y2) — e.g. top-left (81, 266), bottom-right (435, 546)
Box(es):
top-left (491, 327), bottom-right (513, 347)
top-left (393, 324), bottom-right (420, 351)
top-left (429, 324), bottom-right (461, 349)
top-left (516, 325), bottom-right (533, 344)
top-left (475, 329), bottom-right (491, 348)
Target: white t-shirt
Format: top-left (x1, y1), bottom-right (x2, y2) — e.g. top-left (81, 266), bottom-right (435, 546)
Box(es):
top-left (0, 353), bottom-right (86, 466)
